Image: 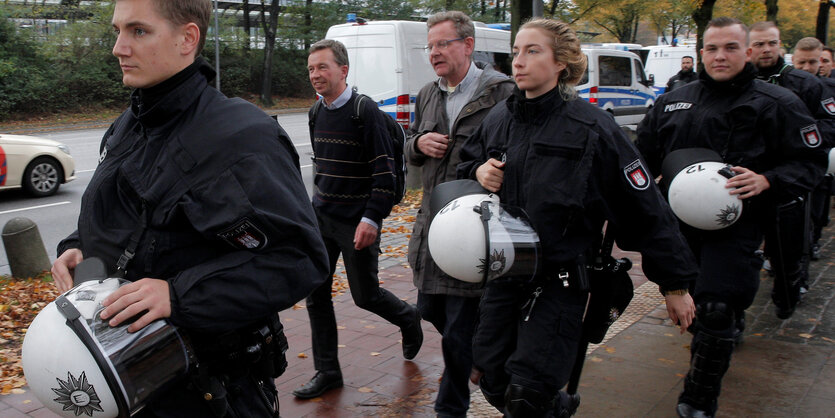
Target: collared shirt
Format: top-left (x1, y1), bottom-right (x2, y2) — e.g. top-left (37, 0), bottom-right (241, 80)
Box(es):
top-left (322, 84), bottom-right (379, 230)
top-left (439, 62), bottom-right (482, 132)
top-left (323, 84), bottom-right (353, 109)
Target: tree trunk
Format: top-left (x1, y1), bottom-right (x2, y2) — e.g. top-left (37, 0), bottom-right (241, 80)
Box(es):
top-left (243, 0), bottom-right (250, 51)
top-left (693, 0), bottom-right (717, 73)
top-left (305, 0), bottom-right (312, 51)
top-left (511, 0), bottom-right (533, 45)
top-left (549, 0), bottom-right (559, 16)
top-left (816, 0), bottom-right (830, 45)
top-left (765, 0), bottom-right (779, 24)
top-left (631, 17), bottom-right (639, 43)
top-left (259, 0), bottom-right (280, 106)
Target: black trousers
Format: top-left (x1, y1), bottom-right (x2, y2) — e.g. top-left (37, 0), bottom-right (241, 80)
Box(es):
top-left (763, 196), bottom-right (809, 310)
top-left (138, 375), bottom-right (277, 417)
top-left (472, 277), bottom-right (586, 405)
top-left (418, 292), bottom-right (480, 417)
top-left (306, 211), bottom-right (415, 371)
top-left (681, 215), bottom-right (764, 312)
top-left (678, 215), bottom-right (765, 413)
top-left (811, 176), bottom-right (832, 245)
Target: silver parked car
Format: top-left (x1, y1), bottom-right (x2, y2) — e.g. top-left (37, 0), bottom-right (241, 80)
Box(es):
top-left (0, 134), bottom-right (76, 197)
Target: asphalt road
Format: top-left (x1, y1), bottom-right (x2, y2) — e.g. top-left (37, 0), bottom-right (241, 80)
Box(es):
top-left (0, 111), bottom-right (315, 276)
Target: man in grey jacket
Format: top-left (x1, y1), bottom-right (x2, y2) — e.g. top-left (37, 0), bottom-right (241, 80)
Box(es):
top-left (406, 11), bottom-right (514, 418)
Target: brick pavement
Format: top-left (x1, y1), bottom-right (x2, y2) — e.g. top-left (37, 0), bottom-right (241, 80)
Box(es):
top-left (3, 203), bottom-right (835, 417)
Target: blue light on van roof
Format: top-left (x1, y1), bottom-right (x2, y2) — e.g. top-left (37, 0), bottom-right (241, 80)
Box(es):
top-left (347, 13), bottom-right (356, 22)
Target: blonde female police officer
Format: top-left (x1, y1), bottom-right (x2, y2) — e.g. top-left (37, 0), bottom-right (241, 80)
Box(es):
top-left (457, 18), bottom-right (698, 417)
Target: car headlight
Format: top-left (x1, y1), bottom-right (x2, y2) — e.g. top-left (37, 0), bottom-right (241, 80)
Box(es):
top-left (57, 144), bottom-right (71, 155)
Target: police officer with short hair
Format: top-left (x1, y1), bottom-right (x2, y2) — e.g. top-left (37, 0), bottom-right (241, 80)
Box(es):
top-left (458, 18), bottom-right (698, 417)
top-left (792, 37), bottom-right (835, 263)
top-left (748, 21), bottom-right (835, 315)
top-left (51, 0), bottom-right (330, 415)
top-left (666, 56), bottom-right (698, 93)
top-left (636, 17), bottom-right (827, 418)
top-left (821, 46), bottom-right (835, 78)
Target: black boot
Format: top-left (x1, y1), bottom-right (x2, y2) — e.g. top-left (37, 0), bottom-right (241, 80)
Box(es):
top-left (554, 390), bottom-right (580, 417)
top-left (504, 383), bottom-right (554, 417)
top-left (677, 331), bottom-right (734, 417)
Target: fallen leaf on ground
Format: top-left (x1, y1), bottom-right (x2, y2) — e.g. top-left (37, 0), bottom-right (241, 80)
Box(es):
top-left (370, 352), bottom-right (381, 356)
top-left (297, 353), bottom-right (308, 358)
top-left (799, 333), bottom-right (814, 339)
top-left (358, 387), bottom-right (373, 393)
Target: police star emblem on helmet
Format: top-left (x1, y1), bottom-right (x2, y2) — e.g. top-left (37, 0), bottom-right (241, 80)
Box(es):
top-left (607, 307), bottom-right (621, 325)
top-left (51, 371), bottom-right (104, 417)
top-left (716, 204), bottom-right (741, 227)
top-left (478, 249), bottom-right (507, 280)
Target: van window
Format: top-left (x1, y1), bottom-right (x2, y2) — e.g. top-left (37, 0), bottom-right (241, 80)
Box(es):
top-left (633, 59), bottom-right (647, 85)
top-left (598, 55), bottom-right (631, 87)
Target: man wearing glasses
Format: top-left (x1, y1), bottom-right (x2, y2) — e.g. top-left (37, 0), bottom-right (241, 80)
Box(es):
top-left (406, 11), bottom-right (513, 418)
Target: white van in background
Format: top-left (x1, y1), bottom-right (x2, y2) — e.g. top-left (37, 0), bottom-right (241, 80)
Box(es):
top-left (641, 45), bottom-right (698, 95)
top-left (325, 19), bottom-right (511, 129)
top-left (576, 47), bottom-right (656, 126)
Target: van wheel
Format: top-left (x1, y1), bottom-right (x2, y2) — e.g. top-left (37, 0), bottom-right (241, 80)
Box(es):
top-left (23, 157), bottom-right (62, 197)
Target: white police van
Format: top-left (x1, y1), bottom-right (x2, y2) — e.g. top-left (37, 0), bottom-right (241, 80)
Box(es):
top-left (576, 46), bottom-right (656, 126)
top-left (641, 45), bottom-right (698, 95)
top-left (325, 18), bottom-right (511, 130)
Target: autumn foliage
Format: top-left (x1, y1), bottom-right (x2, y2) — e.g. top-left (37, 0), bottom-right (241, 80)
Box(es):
top-left (0, 275), bottom-right (60, 394)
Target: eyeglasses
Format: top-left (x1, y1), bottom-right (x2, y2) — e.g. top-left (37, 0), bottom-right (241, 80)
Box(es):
top-left (424, 37), bottom-right (465, 53)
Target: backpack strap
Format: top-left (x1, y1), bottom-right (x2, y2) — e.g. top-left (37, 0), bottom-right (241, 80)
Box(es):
top-left (308, 98), bottom-right (324, 149)
top-left (352, 93), bottom-right (369, 130)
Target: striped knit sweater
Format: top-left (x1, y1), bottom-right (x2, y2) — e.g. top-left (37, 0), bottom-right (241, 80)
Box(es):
top-left (311, 94), bottom-right (396, 226)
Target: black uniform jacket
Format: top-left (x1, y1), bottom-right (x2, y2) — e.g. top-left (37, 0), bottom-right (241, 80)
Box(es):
top-left (637, 63), bottom-right (827, 204)
top-left (458, 87), bottom-right (698, 293)
top-left (666, 69), bottom-right (698, 92)
top-left (59, 60), bottom-right (329, 334)
top-left (757, 57), bottom-right (835, 148)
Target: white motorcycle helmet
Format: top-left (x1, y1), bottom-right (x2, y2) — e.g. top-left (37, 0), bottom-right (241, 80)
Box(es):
top-left (662, 148), bottom-right (742, 231)
top-left (428, 189), bottom-right (540, 283)
top-left (22, 276), bottom-right (192, 418)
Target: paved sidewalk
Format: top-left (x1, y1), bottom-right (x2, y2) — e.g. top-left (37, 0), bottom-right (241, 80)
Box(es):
top-left (2, 203), bottom-right (835, 417)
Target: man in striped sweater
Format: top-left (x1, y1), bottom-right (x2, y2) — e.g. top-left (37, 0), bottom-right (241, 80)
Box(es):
top-left (293, 39), bottom-right (424, 400)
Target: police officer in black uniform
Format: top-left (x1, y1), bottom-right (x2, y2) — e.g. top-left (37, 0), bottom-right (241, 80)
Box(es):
top-left (792, 37), bottom-right (835, 263)
top-left (748, 21), bottom-right (835, 317)
top-left (636, 17), bottom-right (826, 418)
top-left (457, 18), bottom-right (698, 417)
top-left (50, 0), bottom-right (329, 416)
top-left (666, 56), bottom-right (698, 93)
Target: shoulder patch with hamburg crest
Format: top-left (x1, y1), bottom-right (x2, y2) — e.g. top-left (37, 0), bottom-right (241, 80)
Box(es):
top-left (623, 159), bottom-right (650, 190)
top-left (822, 97), bottom-right (835, 116)
top-left (801, 124), bottom-right (822, 148)
top-left (218, 218), bottom-right (268, 250)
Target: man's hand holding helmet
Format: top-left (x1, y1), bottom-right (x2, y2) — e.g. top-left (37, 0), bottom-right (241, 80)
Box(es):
top-left (476, 158), bottom-right (505, 192)
top-left (726, 166), bottom-right (770, 199)
top-left (100, 278), bottom-right (171, 333)
top-left (51, 248), bottom-right (83, 293)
